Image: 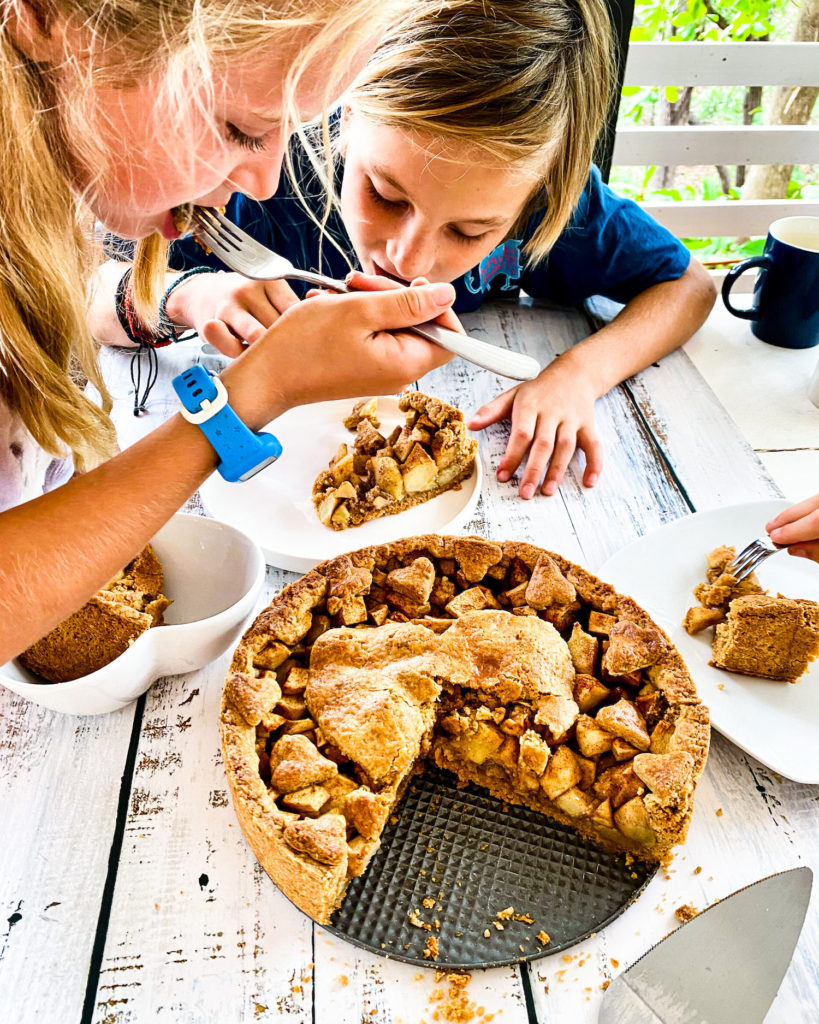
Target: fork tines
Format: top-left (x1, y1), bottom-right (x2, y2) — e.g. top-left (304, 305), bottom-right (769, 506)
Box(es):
top-left (190, 206), bottom-right (242, 254)
top-left (730, 537), bottom-right (773, 582)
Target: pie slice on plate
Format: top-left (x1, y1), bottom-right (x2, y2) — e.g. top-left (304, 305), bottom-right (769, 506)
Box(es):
top-left (312, 392), bottom-right (477, 530)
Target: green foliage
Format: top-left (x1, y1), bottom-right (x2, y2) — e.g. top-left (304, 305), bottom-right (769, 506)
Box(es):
top-left (614, 1), bottom-right (814, 257)
top-left (632, 0), bottom-right (781, 43)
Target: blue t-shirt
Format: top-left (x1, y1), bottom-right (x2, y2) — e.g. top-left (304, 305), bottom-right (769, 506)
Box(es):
top-left (171, 146), bottom-right (689, 314)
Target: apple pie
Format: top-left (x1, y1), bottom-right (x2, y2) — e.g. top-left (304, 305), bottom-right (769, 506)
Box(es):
top-left (222, 536), bottom-right (709, 924)
top-left (312, 393), bottom-right (477, 530)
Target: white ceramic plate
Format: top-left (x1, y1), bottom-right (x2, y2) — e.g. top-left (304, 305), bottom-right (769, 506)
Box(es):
top-left (599, 500), bottom-right (819, 783)
top-left (199, 396), bottom-right (482, 572)
top-left (0, 514), bottom-right (265, 715)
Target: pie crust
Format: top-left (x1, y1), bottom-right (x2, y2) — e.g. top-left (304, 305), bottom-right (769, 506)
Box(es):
top-left (312, 393), bottom-right (477, 530)
top-left (221, 535), bottom-right (709, 924)
top-left (19, 545), bottom-right (170, 682)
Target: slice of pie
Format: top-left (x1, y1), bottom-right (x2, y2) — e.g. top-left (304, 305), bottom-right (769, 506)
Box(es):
top-left (18, 545), bottom-right (171, 682)
top-left (312, 392), bottom-right (477, 530)
top-left (711, 594), bottom-right (819, 682)
top-left (222, 536), bottom-right (709, 925)
top-left (683, 545), bottom-right (819, 682)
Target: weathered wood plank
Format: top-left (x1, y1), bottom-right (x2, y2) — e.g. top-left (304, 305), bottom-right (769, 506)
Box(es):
top-left (639, 199), bottom-right (819, 239)
top-left (90, 577), bottom-right (314, 1024)
top-left (613, 125), bottom-right (819, 168)
top-left (0, 693), bottom-right (136, 1022)
top-left (584, 299), bottom-right (783, 509)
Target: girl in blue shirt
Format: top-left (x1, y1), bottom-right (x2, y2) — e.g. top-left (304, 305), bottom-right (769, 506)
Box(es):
top-left (94, 0), bottom-right (716, 498)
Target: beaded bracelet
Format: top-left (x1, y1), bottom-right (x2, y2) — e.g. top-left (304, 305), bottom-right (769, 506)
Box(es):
top-left (157, 265), bottom-right (218, 340)
top-left (115, 264), bottom-right (217, 349)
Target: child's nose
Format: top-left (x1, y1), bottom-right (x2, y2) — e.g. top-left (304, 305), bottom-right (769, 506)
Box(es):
top-left (228, 147), bottom-right (285, 202)
top-left (387, 226), bottom-right (435, 281)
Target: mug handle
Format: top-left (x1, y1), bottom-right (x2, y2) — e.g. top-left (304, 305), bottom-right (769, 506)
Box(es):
top-left (721, 255), bottom-right (773, 319)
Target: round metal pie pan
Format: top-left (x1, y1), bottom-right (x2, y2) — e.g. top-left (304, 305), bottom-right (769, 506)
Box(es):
top-left (324, 764), bottom-right (656, 970)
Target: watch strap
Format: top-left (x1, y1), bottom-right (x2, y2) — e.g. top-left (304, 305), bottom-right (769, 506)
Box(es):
top-left (173, 364), bottom-right (282, 482)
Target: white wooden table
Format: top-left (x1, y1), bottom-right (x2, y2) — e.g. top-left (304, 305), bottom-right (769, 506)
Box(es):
top-left (2, 299), bottom-right (818, 1024)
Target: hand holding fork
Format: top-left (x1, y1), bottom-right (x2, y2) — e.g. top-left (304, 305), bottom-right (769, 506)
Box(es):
top-left (190, 207), bottom-right (541, 382)
top-left (731, 496), bottom-right (819, 579)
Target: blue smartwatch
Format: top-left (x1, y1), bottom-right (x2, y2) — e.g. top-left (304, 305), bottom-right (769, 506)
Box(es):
top-left (172, 364), bottom-right (282, 482)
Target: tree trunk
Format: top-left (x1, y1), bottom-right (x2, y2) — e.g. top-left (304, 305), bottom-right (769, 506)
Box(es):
top-left (650, 86), bottom-right (693, 190)
top-left (743, 0), bottom-right (819, 199)
top-left (736, 83), bottom-right (764, 188)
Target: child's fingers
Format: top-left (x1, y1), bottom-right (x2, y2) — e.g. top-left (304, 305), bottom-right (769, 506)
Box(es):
top-left (577, 426), bottom-right (603, 488)
top-left (787, 540), bottom-right (819, 563)
top-left (262, 279), bottom-right (300, 314)
top-left (517, 419), bottom-right (556, 499)
top-left (766, 494), bottom-right (819, 533)
top-left (540, 425), bottom-right (576, 497)
top-left (346, 271), bottom-right (463, 334)
top-left (498, 410), bottom-right (539, 485)
top-left (223, 306), bottom-right (272, 345)
top-left (768, 506), bottom-right (819, 547)
top-left (346, 270), bottom-right (403, 292)
top-left (468, 389), bottom-right (517, 430)
top-left (200, 319), bottom-right (246, 358)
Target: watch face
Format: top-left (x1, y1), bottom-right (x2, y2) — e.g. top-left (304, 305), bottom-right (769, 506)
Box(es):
top-left (238, 455), bottom-right (280, 482)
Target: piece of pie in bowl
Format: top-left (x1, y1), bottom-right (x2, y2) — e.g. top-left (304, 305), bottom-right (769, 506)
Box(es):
top-left (221, 535), bottom-right (709, 924)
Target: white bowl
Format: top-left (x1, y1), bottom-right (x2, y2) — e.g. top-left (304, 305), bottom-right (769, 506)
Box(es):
top-left (0, 513), bottom-right (266, 715)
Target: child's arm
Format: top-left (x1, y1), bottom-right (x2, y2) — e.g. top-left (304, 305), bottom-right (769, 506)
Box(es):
top-left (469, 258), bottom-right (715, 498)
top-left (88, 259), bottom-right (300, 356)
top-left (767, 496), bottom-right (819, 562)
top-left (0, 282), bottom-right (458, 663)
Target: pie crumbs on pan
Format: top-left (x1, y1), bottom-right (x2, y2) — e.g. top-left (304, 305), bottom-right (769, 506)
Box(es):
top-left (312, 393), bottom-right (477, 530)
top-left (221, 535), bottom-right (710, 924)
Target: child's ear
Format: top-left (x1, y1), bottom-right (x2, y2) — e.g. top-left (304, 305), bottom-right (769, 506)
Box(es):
top-left (337, 104), bottom-right (354, 159)
top-left (6, 0), bottom-right (66, 63)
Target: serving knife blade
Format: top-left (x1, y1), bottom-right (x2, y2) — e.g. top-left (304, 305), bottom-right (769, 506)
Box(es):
top-left (599, 867), bottom-right (812, 1024)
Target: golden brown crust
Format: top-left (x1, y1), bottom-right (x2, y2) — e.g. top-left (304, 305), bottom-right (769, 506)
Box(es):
top-left (221, 535), bottom-right (710, 923)
top-left (19, 544), bottom-right (170, 682)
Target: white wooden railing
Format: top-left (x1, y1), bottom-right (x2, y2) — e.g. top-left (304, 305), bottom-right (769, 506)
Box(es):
top-left (613, 42), bottom-right (819, 239)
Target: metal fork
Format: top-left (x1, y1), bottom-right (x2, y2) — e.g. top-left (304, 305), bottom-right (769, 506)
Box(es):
top-left (190, 207), bottom-right (541, 381)
top-left (730, 536), bottom-right (781, 581)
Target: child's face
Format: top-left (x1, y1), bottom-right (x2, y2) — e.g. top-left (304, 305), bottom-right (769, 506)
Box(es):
top-left (86, 48), bottom-right (328, 240)
top-left (340, 112), bottom-right (538, 284)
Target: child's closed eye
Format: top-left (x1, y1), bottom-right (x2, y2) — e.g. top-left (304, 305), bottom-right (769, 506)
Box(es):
top-left (225, 122), bottom-right (268, 152)
top-left (365, 177), bottom-right (406, 211)
top-left (450, 226), bottom-right (490, 245)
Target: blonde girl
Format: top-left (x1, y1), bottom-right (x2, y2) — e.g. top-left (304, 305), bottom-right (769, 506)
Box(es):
top-left (122, 0), bottom-right (715, 499)
top-left (0, 0), bottom-right (459, 663)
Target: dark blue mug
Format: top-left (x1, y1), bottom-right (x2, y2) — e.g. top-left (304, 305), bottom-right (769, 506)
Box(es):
top-left (722, 216), bottom-right (819, 349)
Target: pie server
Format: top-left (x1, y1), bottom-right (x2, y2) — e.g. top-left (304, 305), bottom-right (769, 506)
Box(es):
top-left (599, 866), bottom-right (812, 1024)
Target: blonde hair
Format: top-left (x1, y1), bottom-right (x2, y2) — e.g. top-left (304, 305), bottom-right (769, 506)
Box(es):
top-left (348, 0), bottom-right (614, 264)
top-left (0, 0), bottom-right (400, 471)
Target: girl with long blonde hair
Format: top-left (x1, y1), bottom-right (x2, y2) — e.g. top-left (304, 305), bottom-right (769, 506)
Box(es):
top-left (117, 0), bottom-right (715, 499)
top-left (0, 0), bottom-right (459, 662)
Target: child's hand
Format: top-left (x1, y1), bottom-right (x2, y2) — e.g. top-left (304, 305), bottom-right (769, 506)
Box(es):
top-left (766, 496), bottom-right (819, 563)
top-left (165, 271), bottom-right (300, 357)
top-left (468, 358), bottom-right (603, 499)
top-left (344, 271), bottom-right (465, 335)
top-left (220, 280), bottom-right (457, 429)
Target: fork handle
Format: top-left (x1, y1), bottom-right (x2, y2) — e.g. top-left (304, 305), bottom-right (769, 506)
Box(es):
top-left (408, 320), bottom-right (540, 381)
top-left (315, 276), bottom-right (540, 381)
